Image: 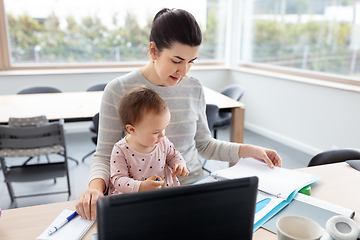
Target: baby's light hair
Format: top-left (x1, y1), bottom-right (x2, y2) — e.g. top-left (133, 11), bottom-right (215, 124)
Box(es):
top-left (119, 86), bottom-right (169, 129)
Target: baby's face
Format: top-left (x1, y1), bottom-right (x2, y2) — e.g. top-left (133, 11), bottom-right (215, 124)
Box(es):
top-left (132, 109), bottom-right (170, 148)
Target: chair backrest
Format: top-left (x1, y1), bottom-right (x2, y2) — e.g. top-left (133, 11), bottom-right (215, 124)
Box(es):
top-left (87, 83), bottom-right (107, 92)
top-left (17, 86), bottom-right (62, 95)
top-left (92, 113), bottom-right (100, 134)
top-left (8, 115), bottom-right (48, 127)
top-left (307, 149), bottom-right (360, 167)
top-left (0, 122), bottom-right (65, 149)
top-left (220, 84), bottom-right (245, 101)
top-left (205, 104), bottom-right (219, 131)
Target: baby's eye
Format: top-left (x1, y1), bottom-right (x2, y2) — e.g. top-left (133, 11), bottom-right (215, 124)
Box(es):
top-left (153, 131), bottom-right (159, 134)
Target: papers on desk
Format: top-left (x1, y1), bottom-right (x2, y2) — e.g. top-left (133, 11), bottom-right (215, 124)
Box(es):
top-left (195, 158), bottom-right (320, 231)
top-left (37, 209), bottom-right (95, 240)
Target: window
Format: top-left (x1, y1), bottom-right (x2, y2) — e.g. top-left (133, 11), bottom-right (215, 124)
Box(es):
top-left (240, 0), bottom-right (360, 81)
top-left (1, 0), bottom-right (228, 69)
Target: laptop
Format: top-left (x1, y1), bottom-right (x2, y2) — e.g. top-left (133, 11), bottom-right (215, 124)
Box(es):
top-left (97, 177), bottom-right (258, 240)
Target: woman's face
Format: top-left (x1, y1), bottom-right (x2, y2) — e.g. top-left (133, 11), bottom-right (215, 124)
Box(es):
top-left (151, 42), bottom-right (200, 87)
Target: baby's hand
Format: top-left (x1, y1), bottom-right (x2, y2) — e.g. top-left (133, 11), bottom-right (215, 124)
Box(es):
top-left (172, 164), bottom-right (189, 178)
top-left (139, 175), bottom-right (163, 191)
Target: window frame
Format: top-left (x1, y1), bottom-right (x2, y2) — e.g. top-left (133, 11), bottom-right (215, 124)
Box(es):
top-left (0, 0), bottom-right (359, 89)
top-left (0, 0), bottom-right (224, 71)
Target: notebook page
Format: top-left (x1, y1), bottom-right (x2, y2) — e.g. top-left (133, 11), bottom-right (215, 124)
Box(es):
top-left (37, 209), bottom-right (95, 240)
top-left (212, 158), bottom-right (319, 199)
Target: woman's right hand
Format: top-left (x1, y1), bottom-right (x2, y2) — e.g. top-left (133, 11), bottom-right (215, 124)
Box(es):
top-left (75, 188), bottom-right (103, 221)
top-left (75, 179), bottom-right (105, 220)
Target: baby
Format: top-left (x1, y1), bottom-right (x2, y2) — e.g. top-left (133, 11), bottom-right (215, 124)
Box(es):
top-left (109, 86), bottom-right (188, 194)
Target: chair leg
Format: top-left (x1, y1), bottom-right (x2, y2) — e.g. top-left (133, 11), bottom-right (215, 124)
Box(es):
top-left (46, 155), bottom-right (50, 163)
top-left (57, 153), bottom-right (78, 165)
top-left (214, 130), bottom-right (217, 139)
top-left (5, 182), bottom-right (16, 203)
top-left (22, 156), bottom-right (34, 166)
top-left (82, 150), bottom-right (95, 163)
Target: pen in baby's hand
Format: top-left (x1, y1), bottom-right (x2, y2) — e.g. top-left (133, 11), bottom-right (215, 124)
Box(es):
top-left (48, 211), bottom-right (78, 235)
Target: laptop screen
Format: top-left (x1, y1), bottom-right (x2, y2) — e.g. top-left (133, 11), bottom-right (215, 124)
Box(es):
top-left (97, 177), bottom-right (258, 240)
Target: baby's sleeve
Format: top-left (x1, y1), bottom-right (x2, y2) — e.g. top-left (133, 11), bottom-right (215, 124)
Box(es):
top-left (164, 137), bottom-right (187, 168)
top-left (110, 143), bottom-right (141, 194)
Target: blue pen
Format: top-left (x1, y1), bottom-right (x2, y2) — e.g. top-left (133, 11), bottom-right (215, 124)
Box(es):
top-left (48, 211), bottom-right (78, 235)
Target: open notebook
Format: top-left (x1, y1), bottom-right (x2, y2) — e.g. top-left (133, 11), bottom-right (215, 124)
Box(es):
top-left (195, 158), bottom-right (320, 231)
top-left (37, 209), bottom-right (95, 240)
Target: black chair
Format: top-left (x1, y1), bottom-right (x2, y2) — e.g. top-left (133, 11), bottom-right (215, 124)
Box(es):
top-left (0, 117), bottom-right (71, 203)
top-left (17, 86), bottom-right (62, 94)
top-left (202, 104), bottom-right (220, 174)
top-left (307, 149), bottom-right (360, 167)
top-left (213, 84), bottom-right (245, 139)
top-left (16, 86), bottom-right (79, 165)
top-left (86, 83), bottom-right (107, 92)
top-left (82, 113), bottom-right (100, 162)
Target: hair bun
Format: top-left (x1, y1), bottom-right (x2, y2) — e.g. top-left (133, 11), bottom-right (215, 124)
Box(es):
top-left (153, 8), bottom-right (172, 22)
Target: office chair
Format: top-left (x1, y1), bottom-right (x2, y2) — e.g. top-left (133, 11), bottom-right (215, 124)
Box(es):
top-left (86, 83), bottom-right (107, 92)
top-left (8, 115), bottom-right (52, 165)
top-left (80, 83), bottom-right (106, 162)
top-left (17, 86), bottom-right (62, 94)
top-left (202, 104), bottom-right (220, 174)
top-left (0, 117), bottom-right (71, 203)
top-left (212, 84), bottom-right (245, 139)
top-left (307, 149), bottom-right (360, 167)
top-left (82, 113), bottom-right (100, 162)
top-left (16, 86), bottom-right (79, 165)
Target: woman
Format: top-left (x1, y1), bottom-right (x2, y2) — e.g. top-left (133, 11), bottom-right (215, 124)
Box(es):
top-left (76, 8), bottom-right (282, 220)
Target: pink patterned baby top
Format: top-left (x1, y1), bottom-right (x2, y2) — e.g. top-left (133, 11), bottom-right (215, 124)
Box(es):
top-left (109, 136), bottom-right (186, 195)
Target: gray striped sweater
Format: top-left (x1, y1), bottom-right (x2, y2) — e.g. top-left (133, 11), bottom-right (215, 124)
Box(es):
top-left (89, 69), bottom-right (241, 187)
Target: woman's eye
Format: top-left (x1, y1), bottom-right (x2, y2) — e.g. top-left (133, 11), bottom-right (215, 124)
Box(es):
top-left (172, 60), bottom-right (181, 64)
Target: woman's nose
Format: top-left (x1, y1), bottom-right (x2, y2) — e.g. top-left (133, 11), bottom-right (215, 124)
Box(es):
top-left (177, 63), bottom-right (188, 76)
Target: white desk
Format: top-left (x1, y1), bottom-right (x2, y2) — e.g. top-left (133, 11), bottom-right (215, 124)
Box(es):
top-left (0, 87), bottom-right (245, 143)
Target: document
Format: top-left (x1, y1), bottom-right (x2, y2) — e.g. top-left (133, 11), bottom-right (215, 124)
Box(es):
top-left (195, 158), bottom-right (320, 231)
top-left (37, 209), bottom-right (95, 240)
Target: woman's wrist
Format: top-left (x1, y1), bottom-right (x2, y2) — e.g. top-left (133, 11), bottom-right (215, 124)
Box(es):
top-left (238, 144), bottom-right (254, 159)
top-left (89, 178), bottom-right (106, 194)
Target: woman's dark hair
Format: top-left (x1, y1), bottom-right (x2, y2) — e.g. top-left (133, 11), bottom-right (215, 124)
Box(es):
top-left (150, 8), bottom-right (202, 52)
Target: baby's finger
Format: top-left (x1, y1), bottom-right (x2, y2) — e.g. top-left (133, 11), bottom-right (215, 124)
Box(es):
top-left (172, 164), bottom-right (179, 177)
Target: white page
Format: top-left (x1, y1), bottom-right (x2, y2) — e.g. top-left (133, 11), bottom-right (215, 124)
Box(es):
top-left (212, 158), bottom-right (318, 199)
top-left (37, 209), bottom-right (95, 240)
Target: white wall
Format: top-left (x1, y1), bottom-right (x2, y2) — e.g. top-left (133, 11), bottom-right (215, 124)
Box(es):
top-left (1, 67), bottom-right (359, 156)
top-left (0, 67), bottom-right (230, 95)
top-left (230, 69), bottom-right (360, 155)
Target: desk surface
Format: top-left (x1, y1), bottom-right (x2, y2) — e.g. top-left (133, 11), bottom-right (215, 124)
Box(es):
top-left (1, 162), bottom-right (358, 240)
top-left (0, 87), bottom-right (244, 123)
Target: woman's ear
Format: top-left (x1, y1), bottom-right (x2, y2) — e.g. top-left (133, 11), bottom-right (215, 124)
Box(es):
top-left (126, 124), bottom-right (136, 134)
top-left (149, 42), bottom-right (158, 61)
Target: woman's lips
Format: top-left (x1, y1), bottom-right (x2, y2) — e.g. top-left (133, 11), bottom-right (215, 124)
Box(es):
top-left (170, 76), bottom-right (179, 81)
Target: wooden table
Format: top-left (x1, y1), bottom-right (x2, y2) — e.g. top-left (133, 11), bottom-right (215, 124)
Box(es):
top-left (0, 87), bottom-right (245, 143)
top-left (1, 162), bottom-right (358, 240)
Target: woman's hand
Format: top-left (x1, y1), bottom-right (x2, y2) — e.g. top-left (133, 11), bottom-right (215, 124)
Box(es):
top-left (75, 178), bottom-right (105, 221)
top-left (75, 188), bottom-right (103, 221)
top-left (238, 144), bottom-right (282, 168)
top-left (139, 175), bottom-right (163, 191)
top-left (172, 164), bottom-right (189, 178)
